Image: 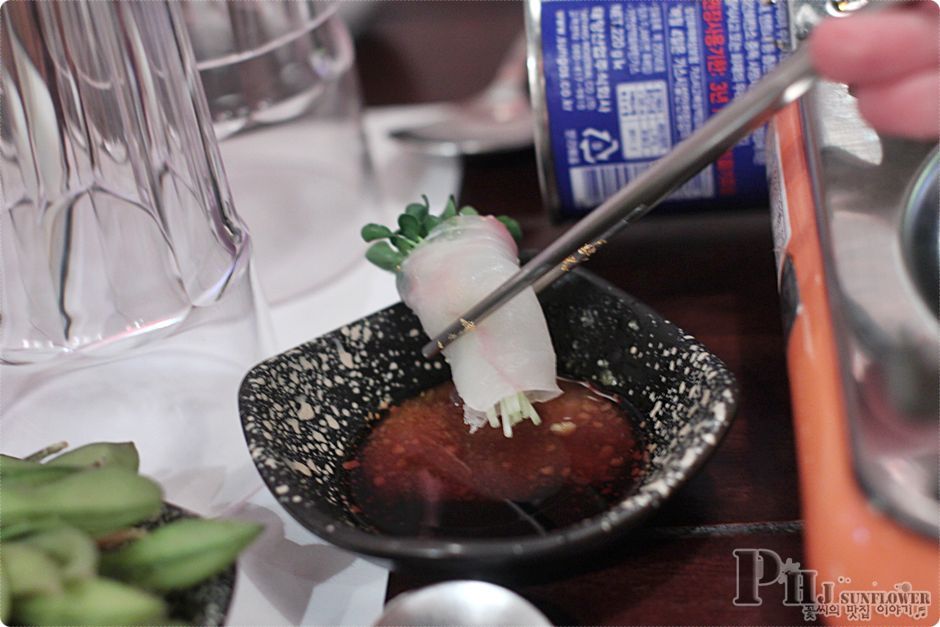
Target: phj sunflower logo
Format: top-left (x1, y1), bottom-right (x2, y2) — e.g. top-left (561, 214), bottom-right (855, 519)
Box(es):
top-left (732, 548), bottom-right (932, 622)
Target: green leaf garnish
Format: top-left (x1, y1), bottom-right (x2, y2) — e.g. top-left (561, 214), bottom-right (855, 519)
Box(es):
top-left (397, 214), bottom-right (421, 240)
top-left (390, 234), bottom-right (415, 254)
top-left (404, 201), bottom-right (429, 222)
top-left (424, 215), bottom-right (442, 233)
top-left (361, 196), bottom-right (524, 272)
top-left (366, 242), bottom-right (404, 271)
top-left (496, 215), bottom-right (522, 241)
top-left (361, 223), bottom-right (393, 242)
top-left (440, 196), bottom-right (458, 220)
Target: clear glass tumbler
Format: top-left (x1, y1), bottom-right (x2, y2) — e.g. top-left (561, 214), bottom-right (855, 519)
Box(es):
top-left (183, 1), bottom-right (380, 303)
top-left (0, 0), bottom-right (251, 364)
top-left (0, 1), bottom-right (271, 515)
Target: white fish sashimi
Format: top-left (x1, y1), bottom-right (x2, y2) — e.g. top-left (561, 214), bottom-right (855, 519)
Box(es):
top-left (396, 215), bottom-right (561, 433)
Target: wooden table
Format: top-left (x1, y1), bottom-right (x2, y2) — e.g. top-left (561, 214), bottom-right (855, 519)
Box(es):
top-left (357, 4), bottom-right (810, 623)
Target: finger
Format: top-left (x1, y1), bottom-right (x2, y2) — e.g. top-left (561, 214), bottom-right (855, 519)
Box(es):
top-left (854, 70), bottom-right (939, 140)
top-left (810, 3), bottom-right (939, 86)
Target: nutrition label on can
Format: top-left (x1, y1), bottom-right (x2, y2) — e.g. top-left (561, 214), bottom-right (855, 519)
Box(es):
top-left (538, 0), bottom-right (790, 217)
top-left (617, 80), bottom-right (671, 159)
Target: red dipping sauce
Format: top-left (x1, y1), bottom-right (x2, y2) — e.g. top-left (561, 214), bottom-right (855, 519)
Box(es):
top-left (344, 380), bottom-right (646, 538)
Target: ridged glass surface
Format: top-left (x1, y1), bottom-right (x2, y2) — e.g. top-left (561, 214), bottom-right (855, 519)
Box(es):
top-left (0, 1), bottom-right (249, 364)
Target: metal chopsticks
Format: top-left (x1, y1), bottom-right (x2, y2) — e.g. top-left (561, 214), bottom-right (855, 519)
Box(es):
top-left (422, 44), bottom-right (817, 359)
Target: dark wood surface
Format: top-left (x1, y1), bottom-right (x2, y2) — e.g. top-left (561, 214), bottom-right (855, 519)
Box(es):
top-left (356, 4), bottom-right (807, 624)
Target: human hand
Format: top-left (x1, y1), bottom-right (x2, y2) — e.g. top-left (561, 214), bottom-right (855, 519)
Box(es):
top-left (810, 1), bottom-right (939, 140)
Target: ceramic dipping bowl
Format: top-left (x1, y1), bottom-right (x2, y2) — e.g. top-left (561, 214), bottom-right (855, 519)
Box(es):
top-left (238, 269), bottom-right (737, 578)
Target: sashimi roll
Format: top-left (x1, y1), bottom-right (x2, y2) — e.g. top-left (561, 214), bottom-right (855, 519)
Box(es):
top-left (362, 198), bottom-right (561, 436)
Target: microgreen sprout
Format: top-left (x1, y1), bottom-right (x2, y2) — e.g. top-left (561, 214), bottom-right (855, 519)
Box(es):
top-left (361, 196), bottom-right (522, 272)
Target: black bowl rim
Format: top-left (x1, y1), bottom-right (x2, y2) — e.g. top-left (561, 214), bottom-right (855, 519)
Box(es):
top-left (238, 268), bottom-right (738, 565)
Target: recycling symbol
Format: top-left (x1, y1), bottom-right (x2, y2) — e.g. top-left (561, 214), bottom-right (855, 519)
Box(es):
top-left (579, 128), bottom-right (619, 164)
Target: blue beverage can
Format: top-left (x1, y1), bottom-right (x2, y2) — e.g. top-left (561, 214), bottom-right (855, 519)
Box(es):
top-left (525, 0), bottom-right (793, 220)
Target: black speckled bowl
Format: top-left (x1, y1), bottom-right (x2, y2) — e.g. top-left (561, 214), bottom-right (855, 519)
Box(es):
top-left (238, 269), bottom-right (737, 577)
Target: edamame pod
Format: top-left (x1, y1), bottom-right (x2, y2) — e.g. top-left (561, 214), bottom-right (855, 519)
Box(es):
top-left (1, 543), bottom-right (63, 597)
top-left (1, 562), bottom-right (12, 623)
top-left (1, 467), bottom-right (162, 536)
top-left (20, 525), bottom-right (98, 581)
top-left (13, 577), bottom-right (167, 626)
top-left (101, 518), bottom-right (262, 591)
top-left (0, 456), bottom-right (77, 489)
top-left (47, 442), bottom-right (139, 472)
